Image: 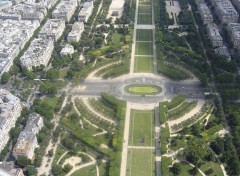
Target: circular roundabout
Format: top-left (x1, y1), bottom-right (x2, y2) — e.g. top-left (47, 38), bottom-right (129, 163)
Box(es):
top-left (124, 84), bottom-right (162, 95)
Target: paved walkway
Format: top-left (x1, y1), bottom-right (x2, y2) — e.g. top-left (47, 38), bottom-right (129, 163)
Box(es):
top-left (128, 146), bottom-right (155, 149)
top-left (120, 102), bottom-right (131, 176)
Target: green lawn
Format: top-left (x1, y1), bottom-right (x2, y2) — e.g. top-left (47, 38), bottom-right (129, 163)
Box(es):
top-left (52, 145), bottom-right (66, 165)
top-left (71, 165), bottom-right (97, 176)
top-left (134, 56), bottom-right (153, 73)
top-left (135, 42), bottom-right (153, 55)
top-left (111, 33), bottom-right (123, 45)
top-left (138, 5), bottom-right (152, 13)
top-left (138, 14), bottom-right (152, 24)
top-left (59, 68), bottom-right (68, 78)
top-left (126, 149), bottom-right (155, 176)
top-left (200, 161), bottom-right (224, 176)
top-left (42, 97), bottom-right (58, 109)
top-left (126, 84), bottom-right (162, 95)
top-left (136, 29), bottom-right (153, 41)
top-left (129, 110), bottom-right (154, 146)
top-left (178, 162), bottom-right (202, 176)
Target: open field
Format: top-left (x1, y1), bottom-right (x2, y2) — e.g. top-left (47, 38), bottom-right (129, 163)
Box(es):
top-left (136, 29), bottom-right (153, 41)
top-left (128, 110), bottom-right (154, 146)
top-left (126, 149), bottom-right (155, 176)
top-left (135, 42), bottom-right (153, 55)
top-left (138, 14), bottom-right (152, 24)
top-left (134, 56), bottom-right (153, 73)
top-left (125, 84), bottom-right (162, 95)
top-left (138, 5), bottom-right (152, 13)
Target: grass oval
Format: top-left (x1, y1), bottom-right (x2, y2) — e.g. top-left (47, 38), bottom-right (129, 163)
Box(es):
top-left (125, 84), bottom-right (162, 95)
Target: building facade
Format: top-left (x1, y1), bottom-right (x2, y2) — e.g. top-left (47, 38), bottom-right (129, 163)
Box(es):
top-left (12, 113), bottom-right (43, 160)
top-left (38, 19), bottom-right (65, 41)
top-left (0, 89), bottom-right (22, 153)
top-left (207, 23), bottom-right (224, 47)
top-left (20, 38), bottom-right (54, 70)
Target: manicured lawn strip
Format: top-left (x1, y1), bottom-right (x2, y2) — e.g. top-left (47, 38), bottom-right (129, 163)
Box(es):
top-left (129, 110), bottom-right (154, 146)
top-left (136, 29), bottom-right (153, 41)
top-left (159, 101), bottom-right (168, 124)
top-left (134, 56), bottom-right (153, 73)
top-left (138, 13), bottom-right (152, 24)
top-left (160, 125), bottom-right (170, 154)
top-left (126, 149), bottom-right (155, 176)
top-left (168, 101), bottom-right (198, 120)
top-left (71, 165), bottom-right (97, 176)
top-left (168, 95), bottom-right (186, 110)
top-left (135, 42), bottom-right (153, 55)
top-left (125, 84), bottom-right (162, 95)
top-left (138, 5), bottom-right (152, 14)
top-left (200, 161), bottom-right (224, 176)
top-left (161, 156), bottom-right (173, 176)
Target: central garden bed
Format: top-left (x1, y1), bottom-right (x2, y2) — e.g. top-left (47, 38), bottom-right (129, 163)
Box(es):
top-left (125, 84), bottom-right (162, 95)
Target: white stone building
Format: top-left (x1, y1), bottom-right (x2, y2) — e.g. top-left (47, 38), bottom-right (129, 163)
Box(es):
top-left (78, 1), bottom-right (93, 22)
top-left (52, 0), bottom-right (78, 22)
top-left (12, 113), bottom-right (43, 160)
top-left (67, 21), bottom-right (84, 42)
top-left (0, 89), bottom-right (22, 153)
top-left (213, 0), bottom-right (239, 23)
top-left (20, 38), bottom-right (54, 70)
top-left (207, 23), bottom-right (223, 47)
top-left (0, 20), bottom-right (40, 76)
top-left (227, 23), bottom-right (240, 48)
top-left (198, 3), bottom-right (213, 24)
top-left (38, 19), bottom-right (65, 41)
top-left (60, 44), bottom-right (74, 56)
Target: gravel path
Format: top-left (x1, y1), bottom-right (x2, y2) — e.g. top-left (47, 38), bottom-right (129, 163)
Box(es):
top-left (37, 97), bottom-right (68, 176)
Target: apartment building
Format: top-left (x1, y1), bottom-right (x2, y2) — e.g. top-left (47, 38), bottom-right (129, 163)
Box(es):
top-left (60, 44), bottom-right (74, 56)
top-left (198, 3), bottom-right (213, 24)
top-left (207, 23), bottom-right (223, 47)
top-left (12, 113), bottom-right (43, 160)
top-left (0, 20), bottom-right (40, 75)
top-left (3, 3), bottom-right (47, 21)
top-left (0, 1), bottom-right (12, 12)
top-left (215, 46), bottom-right (231, 61)
top-left (52, 0), bottom-right (78, 22)
top-left (38, 19), bottom-right (65, 41)
top-left (67, 21), bottom-right (84, 42)
top-left (213, 0), bottom-right (239, 23)
top-left (227, 23), bottom-right (240, 48)
top-left (20, 38), bottom-right (54, 70)
top-left (0, 89), bottom-right (22, 153)
top-left (78, 1), bottom-right (93, 22)
top-left (0, 161), bottom-right (24, 176)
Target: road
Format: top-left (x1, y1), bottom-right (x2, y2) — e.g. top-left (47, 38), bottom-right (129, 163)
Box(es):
top-left (70, 74), bottom-right (205, 104)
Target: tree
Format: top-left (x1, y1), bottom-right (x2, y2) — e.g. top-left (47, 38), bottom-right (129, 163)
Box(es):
top-left (46, 69), bottom-right (60, 80)
top-left (16, 156), bottom-right (31, 168)
top-left (190, 166), bottom-right (198, 175)
top-left (26, 166), bottom-right (37, 176)
top-left (61, 137), bottom-right (74, 149)
top-left (66, 70), bottom-right (74, 79)
top-left (51, 164), bottom-right (64, 176)
top-left (1, 72), bottom-right (10, 84)
top-left (63, 164), bottom-right (73, 174)
top-left (171, 163), bottom-right (181, 176)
